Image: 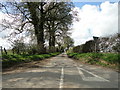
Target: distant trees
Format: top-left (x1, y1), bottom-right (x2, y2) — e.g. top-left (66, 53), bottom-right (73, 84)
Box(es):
top-left (11, 38), bottom-right (26, 54)
top-left (44, 2), bottom-right (73, 52)
top-left (63, 36), bottom-right (74, 51)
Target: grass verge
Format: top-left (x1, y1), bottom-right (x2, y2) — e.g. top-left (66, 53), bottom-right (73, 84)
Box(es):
top-left (67, 53), bottom-right (119, 70)
top-left (2, 52), bottom-right (60, 68)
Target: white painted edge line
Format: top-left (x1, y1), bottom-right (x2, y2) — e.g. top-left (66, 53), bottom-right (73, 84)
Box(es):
top-left (79, 67), bottom-right (109, 82)
top-left (59, 67), bottom-right (64, 89)
top-left (76, 66), bottom-right (85, 80)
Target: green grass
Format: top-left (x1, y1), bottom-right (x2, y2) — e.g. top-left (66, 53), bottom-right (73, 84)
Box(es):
top-left (67, 52), bottom-right (119, 69)
top-left (67, 53), bottom-right (78, 58)
top-left (101, 53), bottom-right (119, 64)
top-left (2, 52), bottom-right (60, 68)
top-left (49, 52), bottom-right (61, 56)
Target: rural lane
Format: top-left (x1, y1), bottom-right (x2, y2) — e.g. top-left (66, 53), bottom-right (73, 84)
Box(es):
top-left (2, 53), bottom-right (119, 88)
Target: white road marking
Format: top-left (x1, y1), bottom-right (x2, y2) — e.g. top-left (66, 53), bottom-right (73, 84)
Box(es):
top-left (76, 66), bottom-right (85, 79)
top-left (59, 67), bottom-right (64, 89)
top-left (76, 66), bottom-right (109, 82)
top-left (79, 67), bottom-right (109, 82)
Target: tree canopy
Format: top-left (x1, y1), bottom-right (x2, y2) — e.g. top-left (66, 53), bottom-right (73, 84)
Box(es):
top-left (0, 2), bottom-right (75, 54)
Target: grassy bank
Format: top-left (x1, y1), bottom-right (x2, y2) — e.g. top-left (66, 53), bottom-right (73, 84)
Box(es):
top-left (67, 53), bottom-right (119, 70)
top-left (2, 52), bottom-right (60, 68)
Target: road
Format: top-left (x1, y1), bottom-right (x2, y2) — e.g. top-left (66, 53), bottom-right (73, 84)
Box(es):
top-left (2, 53), bottom-right (119, 88)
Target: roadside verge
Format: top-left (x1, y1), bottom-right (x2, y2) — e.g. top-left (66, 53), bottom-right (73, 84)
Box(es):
top-left (2, 52), bottom-right (61, 69)
top-left (67, 53), bottom-right (119, 71)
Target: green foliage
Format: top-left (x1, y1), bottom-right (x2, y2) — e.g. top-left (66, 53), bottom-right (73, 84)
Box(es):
top-left (29, 55), bottom-right (45, 60)
top-left (67, 53), bottom-right (78, 58)
top-left (27, 45), bottom-right (39, 55)
top-left (90, 53), bottom-right (103, 58)
top-left (67, 52), bottom-right (119, 68)
top-left (49, 52), bottom-right (61, 56)
top-left (63, 36), bottom-right (74, 50)
top-left (42, 54), bottom-right (51, 58)
top-left (101, 53), bottom-right (119, 64)
top-left (2, 52), bottom-right (60, 68)
top-left (2, 54), bottom-right (13, 59)
top-left (72, 45), bottom-right (84, 53)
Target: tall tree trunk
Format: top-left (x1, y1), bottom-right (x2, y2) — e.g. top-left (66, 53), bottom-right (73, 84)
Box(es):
top-left (51, 31), bottom-right (55, 52)
top-left (49, 32), bottom-right (55, 53)
top-left (49, 35), bottom-right (52, 52)
top-left (37, 2), bottom-right (46, 54)
top-left (35, 25), bottom-right (45, 54)
top-left (27, 2), bottom-right (46, 54)
top-left (49, 21), bottom-right (55, 53)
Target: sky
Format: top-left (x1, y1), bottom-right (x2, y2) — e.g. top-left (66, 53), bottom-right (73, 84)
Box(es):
top-left (71, 1), bottom-right (118, 46)
top-left (0, 1), bottom-right (118, 49)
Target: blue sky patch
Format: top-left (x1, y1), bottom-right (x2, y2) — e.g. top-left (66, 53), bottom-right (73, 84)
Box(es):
top-left (73, 2), bottom-right (115, 8)
top-left (73, 2), bottom-right (102, 8)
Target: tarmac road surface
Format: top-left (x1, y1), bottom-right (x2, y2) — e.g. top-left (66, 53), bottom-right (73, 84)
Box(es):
top-left (2, 53), bottom-right (119, 88)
